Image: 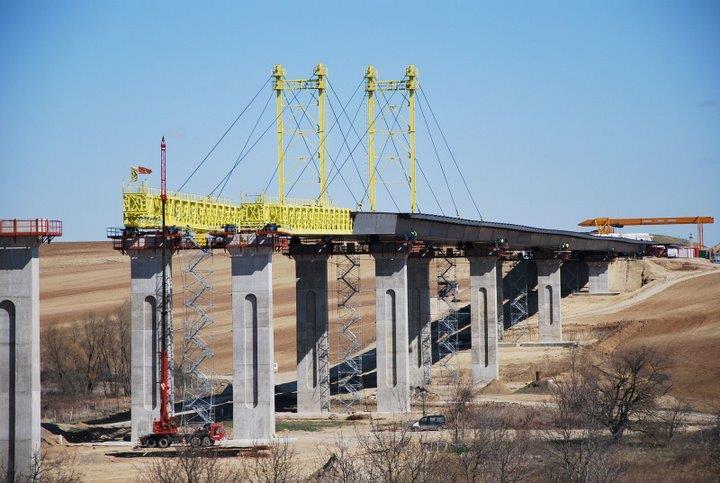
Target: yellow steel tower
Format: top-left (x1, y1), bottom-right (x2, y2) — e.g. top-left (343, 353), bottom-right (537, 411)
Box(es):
top-left (365, 64), bottom-right (418, 213)
top-left (273, 63), bottom-right (329, 205)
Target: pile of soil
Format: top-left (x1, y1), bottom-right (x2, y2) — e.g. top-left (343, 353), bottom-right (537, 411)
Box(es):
top-left (477, 379), bottom-right (513, 395)
top-left (514, 378), bottom-right (558, 395)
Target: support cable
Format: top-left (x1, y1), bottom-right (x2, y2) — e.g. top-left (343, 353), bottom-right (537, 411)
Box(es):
top-left (352, 89), bottom-right (408, 212)
top-left (177, 76), bottom-right (271, 193)
top-left (416, 94), bottom-right (460, 216)
top-left (201, 89), bottom-right (295, 200)
top-left (290, 79), bottom-right (399, 204)
top-left (210, 90), bottom-right (274, 198)
top-left (330, 87), bottom-right (403, 212)
top-left (376, 89), bottom-right (444, 214)
top-left (283, 89), bottom-right (360, 205)
top-left (326, 79), bottom-right (368, 197)
top-left (419, 87), bottom-right (483, 220)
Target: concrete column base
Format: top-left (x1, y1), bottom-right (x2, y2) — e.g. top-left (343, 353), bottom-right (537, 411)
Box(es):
top-left (1, 238), bottom-right (41, 480)
top-left (229, 245), bottom-right (276, 440)
top-left (129, 249), bottom-right (173, 443)
top-left (372, 251), bottom-right (411, 413)
top-left (587, 261), bottom-right (610, 294)
top-left (536, 259), bottom-right (563, 342)
top-left (468, 256), bottom-right (501, 384)
top-left (407, 258), bottom-right (431, 387)
top-left (293, 254), bottom-right (330, 414)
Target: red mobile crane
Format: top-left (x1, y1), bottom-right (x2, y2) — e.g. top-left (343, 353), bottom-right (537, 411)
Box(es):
top-left (138, 138), bottom-right (225, 449)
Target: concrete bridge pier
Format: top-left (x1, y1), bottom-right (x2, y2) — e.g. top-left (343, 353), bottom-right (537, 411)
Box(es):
top-left (468, 255), bottom-right (502, 384)
top-left (128, 248), bottom-right (173, 443)
top-left (407, 257), bottom-right (432, 387)
top-left (1, 237), bottom-right (42, 479)
top-left (372, 247), bottom-right (411, 413)
top-left (291, 249), bottom-right (330, 414)
top-left (229, 244), bottom-right (276, 440)
top-left (587, 260), bottom-right (610, 294)
top-left (536, 258), bottom-right (563, 342)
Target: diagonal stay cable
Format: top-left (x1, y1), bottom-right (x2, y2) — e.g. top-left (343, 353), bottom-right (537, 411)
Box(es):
top-left (200, 88), bottom-right (296, 200)
top-left (282, 88), bottom-right (323, 179)
top-left (283, 90), bottom-right (359, 205)
top-left (285, 88), bottom-right (360, 204)
top-left (354, 89), bottom-right (410, 211)
top-left (419, 86), bottom-right (483, 220)
top-left (211, 90), bottom-right (274, 198)
top-left (326, 78), bottom-right (367, 196)
top-left (177, 76), bottom-right (271, 193)
top-left (260, 88), bottom-right (314, 197)
top-left (331, 86), bottom-right (403, 211)
top-left (376, 89), bottom-right (445, 214)
top-left (416, 92), bottom-right (460, 216)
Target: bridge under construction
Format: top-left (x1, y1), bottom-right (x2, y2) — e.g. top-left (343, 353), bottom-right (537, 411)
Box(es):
top-left (2, 64), bottom-right (659, 476)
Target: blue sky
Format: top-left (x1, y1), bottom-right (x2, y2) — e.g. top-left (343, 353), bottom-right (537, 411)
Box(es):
top-left (1, 1), bottom-right (718, 244)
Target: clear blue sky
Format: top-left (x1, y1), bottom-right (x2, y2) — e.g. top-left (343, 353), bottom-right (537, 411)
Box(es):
top-left (1, 1), bottom-right (718, 244)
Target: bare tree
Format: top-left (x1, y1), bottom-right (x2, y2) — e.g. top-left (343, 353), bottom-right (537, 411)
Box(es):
top-left (42, 325), bottom-right (83, 394)
top-left (446, 376), bottom-right (478, 446)
top-left (77, 313), bottom-right (106, 393)
top-left (1, 450), bottom-right (82, 483)
top-left (455, 410), bottom-right (534, 483)
top-left (546, 351), bottom-right (626, 482)
top-left (143, 447), bottom-right (243, 483)
top-left (314, 433), bottom-right (362, 482)
top-left (583, 346), bottom-right (671, 439)
top-left (354, 417), bottom-right (440, 483)
top-left (244, 439), bottom-right (303, 483)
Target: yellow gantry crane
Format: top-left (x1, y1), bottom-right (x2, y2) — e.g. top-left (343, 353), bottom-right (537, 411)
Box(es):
top-left (579, 216), bottom-right (715, 251)
top-left (122, 63), bottom-right (424, 241)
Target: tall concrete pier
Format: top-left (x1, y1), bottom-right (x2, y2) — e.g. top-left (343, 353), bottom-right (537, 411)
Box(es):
top-left (536, 258), bottom-right (563, 342)
top-left (129, 248), bottom-right (173, 442)
top-left (407, 257), bottom-right (432, 387)
top-left (468, 256), bottom-right (501, 383)
top-left (229, 242), bottom-right (276, 440)
top-left (372, 248), bottom-right (411, 413)
top-left (587, 260), bottom-right (610, 294)
top-left (0, 220), bottom-right (60, 480)
top-left (292, 250), bottom-right (330, 414)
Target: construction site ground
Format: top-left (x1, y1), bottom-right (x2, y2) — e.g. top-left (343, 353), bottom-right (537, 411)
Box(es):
top-left (38, 242), bottom-right (720, 480)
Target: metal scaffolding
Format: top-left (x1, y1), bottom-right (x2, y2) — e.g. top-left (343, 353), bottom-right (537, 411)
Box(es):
top-left (435, 255), bottom-right (459, 381)
top-left (334, 253), bottom-right (364, 411)
top-left (506, 259), bottom-right (530, 342)
top-left (180, 243), bottom-right (216, 426)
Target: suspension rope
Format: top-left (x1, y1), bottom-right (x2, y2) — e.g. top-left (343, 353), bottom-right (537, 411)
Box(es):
top-left (419, 86), bottom-right (483, 220)
top-left (375, 89), bottom-right (446, 215)
top-left (354, 89), bottom-right (412, 211)
top-left (326, 79), bottom-right (368, 198)
top-left (176, 76), bottom-right (271, 193)
top-left (283, 89), bottom-right (360, 205)
top-left (416, 92), bottom-right (460, 216)
top-left (330, 86), bottom-right (403, 211)
top-left (210, 90), bottom-right (274, 198)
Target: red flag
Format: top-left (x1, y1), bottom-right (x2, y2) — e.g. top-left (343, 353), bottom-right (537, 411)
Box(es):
top-left (137, 166), bottom-right (152, 174)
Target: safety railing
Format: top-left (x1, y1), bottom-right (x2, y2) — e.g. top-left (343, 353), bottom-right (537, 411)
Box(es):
top-left (0, 219), bottom-right (63, 237)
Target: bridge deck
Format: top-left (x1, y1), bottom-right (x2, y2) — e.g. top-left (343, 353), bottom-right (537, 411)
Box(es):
top-left (352, 212), bottom-right (652, 254)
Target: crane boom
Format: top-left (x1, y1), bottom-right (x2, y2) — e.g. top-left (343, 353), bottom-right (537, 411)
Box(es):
top-left (579, 216), bottom-right (715, 252)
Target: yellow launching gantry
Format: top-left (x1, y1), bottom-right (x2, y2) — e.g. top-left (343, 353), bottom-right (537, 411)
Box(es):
top-left (122, 64), bottom-right (421, 242)
top-left (366, 64), bottom-right (418, 213)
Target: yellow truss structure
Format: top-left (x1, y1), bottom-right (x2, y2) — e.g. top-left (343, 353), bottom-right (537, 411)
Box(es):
top-left (123, 182), bottom-right (353, 237)
top-left (366, 65), bottom-right (418, 213)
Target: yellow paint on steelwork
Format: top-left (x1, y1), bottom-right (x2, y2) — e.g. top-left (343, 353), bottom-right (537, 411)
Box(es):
top-left (123, 183), bottom-right (353, 237)
top-left (365, 65), bottom-right (419, 213)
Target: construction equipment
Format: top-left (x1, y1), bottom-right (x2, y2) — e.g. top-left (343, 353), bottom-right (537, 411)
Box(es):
top-left (138, 138), bottom-right (225, 448)
top-left (579, 216), bottom-right (714, 253)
